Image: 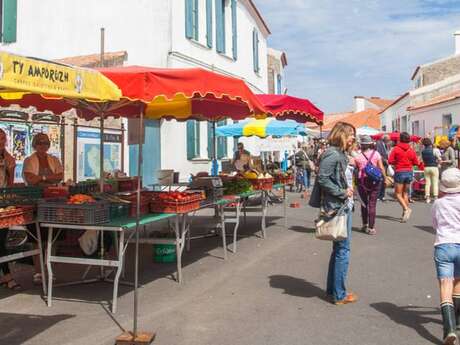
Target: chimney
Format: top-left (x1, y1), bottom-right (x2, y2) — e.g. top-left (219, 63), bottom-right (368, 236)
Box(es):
top-left (455, 31), bottom-right (460, 55)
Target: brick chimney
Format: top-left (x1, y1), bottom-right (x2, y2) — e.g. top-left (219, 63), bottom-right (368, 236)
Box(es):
top-left (455, 31), bottom-right (460, 55)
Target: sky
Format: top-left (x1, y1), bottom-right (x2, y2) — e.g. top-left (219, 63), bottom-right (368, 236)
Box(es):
top-left (254, 0), bottom-right (460, 114)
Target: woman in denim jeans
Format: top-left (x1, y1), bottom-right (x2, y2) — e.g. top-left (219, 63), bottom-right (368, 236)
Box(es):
top-left (432, 168), bottom-right (460, 344)
top-left (388, 132), bottom-right (423, 222)
top-left (316, 122), bottom-right (356, 305)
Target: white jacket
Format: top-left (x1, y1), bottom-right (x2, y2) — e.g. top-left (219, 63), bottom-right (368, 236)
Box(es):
top-left (22, 152), bottom-right (63, 184)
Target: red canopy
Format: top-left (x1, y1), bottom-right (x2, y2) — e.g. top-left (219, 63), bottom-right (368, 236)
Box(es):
top-left (255, 94), bottom-right (324, 125)
top-left (94, 66), bottom-right (267, 121)
top-left (371, 132), bottom-right (421, 143)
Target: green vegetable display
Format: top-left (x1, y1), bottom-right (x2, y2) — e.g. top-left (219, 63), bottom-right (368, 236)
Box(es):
top-left (223, 179), bottom-right (252, 195)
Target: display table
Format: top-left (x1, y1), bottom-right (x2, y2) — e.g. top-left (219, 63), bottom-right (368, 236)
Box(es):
top-left (0, 222), bottom-right (46, 296)
top-left (41, 213), bottom-right (175, 313)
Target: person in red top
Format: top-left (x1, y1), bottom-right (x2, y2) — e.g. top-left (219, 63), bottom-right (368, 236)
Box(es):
top-left (388, 132), bottom-right (424, 222)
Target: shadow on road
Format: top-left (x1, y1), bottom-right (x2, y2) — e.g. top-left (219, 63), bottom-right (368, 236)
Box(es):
top-left (269, 275), bottom-right (330, 303)
top-left (370, 302), bottom-right (442, 345)
top-left (376, 214), bottom-right (401, 222)
top-left (289, 226), bottom-right (315, 234)
top-left (414, 225), bottom-right (435, 234)
top-left (0, 312), bottom-right (75, 345)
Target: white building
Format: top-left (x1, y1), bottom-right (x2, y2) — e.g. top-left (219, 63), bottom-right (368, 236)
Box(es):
top-left (1, 0), bottom-right (271, 182)
top-left (379, 93), bottom-right (410, 133)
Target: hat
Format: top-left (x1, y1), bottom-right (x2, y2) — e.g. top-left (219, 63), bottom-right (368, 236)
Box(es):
top-left (440, 168), bottom-right (460, 193)
top-left (359, 135), bottom-right (374, 145)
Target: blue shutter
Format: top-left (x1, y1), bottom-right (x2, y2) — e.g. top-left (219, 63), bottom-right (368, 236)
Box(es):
top-left (253, 29), bottom-right (259, 73)
top-left (231, 0), bottom-right (237, 60)
top-left (192, 0), bottom-right (199, 40)
top-left (187, 120), bottom-right (196, 159)
top-left (217, 120), bottom-right (227, 159)
top-left (215, 0), bottom-right (225, 53)
top-left (185, 0), bottom-right (193, 39)
top-left (277, 74), bottom-right (282, 94)
top-left (3, 0), bottom-right (17, 43)
top-left (206, 0), bottom-right (213, 48)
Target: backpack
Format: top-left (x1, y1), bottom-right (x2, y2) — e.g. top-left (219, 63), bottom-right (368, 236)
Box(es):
top-left (362, 150), bottom-right (383, 183)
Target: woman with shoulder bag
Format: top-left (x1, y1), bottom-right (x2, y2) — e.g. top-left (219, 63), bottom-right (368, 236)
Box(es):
top-left (314, 122), bottom-right (357, 305)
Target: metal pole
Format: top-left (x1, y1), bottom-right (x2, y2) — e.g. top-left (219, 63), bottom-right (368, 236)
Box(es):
top-left (72, 118), bottom-right (78, 182)
top-left (100, 115), bottom-right (105, 192)
top-left (212, 121), bottom-right (217, 176)
top-left (133, 111), bottom-right (143, 337)
top-left (100, 27), bottom-right (105, 67)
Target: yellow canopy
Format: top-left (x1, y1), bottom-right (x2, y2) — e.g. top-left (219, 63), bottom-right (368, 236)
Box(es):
top-left (0, 50), bottom-right (121, 101)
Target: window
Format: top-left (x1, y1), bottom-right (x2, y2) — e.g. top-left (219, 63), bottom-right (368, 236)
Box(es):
top-left (401, 115), bottom-right (407, 132)
top-left (208, 120), bottom-right (227, 159)
top-left (412, 121), bottom-right (420, 136)
top-left (186, 120), bottom-right (200, 159)
top-left (252, 29), bottom-right (259, 73)
top-left (1, 0), bottom-right (17, 43)
top-left (185, 0), bottom-right (199, 41)
top-left (442, 114), bottom-right (452, 135)
top-left (215, 0), bottom-right (225, 53)
top-left (414, 75), bottom-right (423, 89)
top-left (276, 74), bottom-right (282, 94)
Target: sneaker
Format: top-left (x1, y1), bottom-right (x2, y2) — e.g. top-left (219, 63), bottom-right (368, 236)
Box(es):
top-left (401, 208), bottom-right (412, 223)
top-left (366, 228), bottom-right (377, 235)
top-left (444, 333), bottom-right (457, 345)
top-left (426, 197), bottom-right (431, 204)
top-left (334, 292), bottom-right (358, 305)
top-left (361, 225), bottom-right (368, 233)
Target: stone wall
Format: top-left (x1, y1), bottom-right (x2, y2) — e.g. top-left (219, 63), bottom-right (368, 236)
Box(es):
top-left (420, 55), bottom-right (460, 87)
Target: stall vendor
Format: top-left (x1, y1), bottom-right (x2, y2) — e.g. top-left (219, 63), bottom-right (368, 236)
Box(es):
top-left (0, 128), bottom-right (21, 290)
top-left (23, 133), bottom-right (63, 186)
top-left (232, 142), bottom-right (252, 172)
top-left (23, 133), bottom-right (63, 285)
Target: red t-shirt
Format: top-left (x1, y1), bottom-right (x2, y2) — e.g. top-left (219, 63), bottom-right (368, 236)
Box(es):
top-left (388, 143), bottom-right (423, 172)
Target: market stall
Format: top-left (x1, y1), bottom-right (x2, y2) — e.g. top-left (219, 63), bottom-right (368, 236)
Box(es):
top-left (0, 51), bottom-right (121, 301)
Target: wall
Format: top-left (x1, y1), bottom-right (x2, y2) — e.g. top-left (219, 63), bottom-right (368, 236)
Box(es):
top-left (410, 99), bottom-right (460, 138)
top-left (416, 55), bottom-right (460, 88)
top-left (379, 96), bottom-right (409, 132)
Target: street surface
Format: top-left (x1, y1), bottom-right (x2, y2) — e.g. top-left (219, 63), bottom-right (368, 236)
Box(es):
top-left (0, 192), bottom-right (442, 345)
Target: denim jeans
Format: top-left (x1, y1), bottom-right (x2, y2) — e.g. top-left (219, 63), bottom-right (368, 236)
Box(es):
top-left (326, 209), bottom-right (352, 301)
top-left (304, 169), bottom-right (311, 189)
top-left (434, 243), bottom-right (460, 279)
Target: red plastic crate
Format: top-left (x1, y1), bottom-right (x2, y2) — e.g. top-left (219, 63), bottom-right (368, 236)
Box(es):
top-left (248, 178), bottom-right (273, 191)
top-left (150, 200), bottom-right (201, 214)
top-left (0, 206), bottom-right (35, 227)
top-left (117, 177), bottom-right (141, 192)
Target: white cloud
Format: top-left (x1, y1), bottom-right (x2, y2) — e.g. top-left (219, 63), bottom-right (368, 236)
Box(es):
top-left (254, 0), bottom-right (460, 112)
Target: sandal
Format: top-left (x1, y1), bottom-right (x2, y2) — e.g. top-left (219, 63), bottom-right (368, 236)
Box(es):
top-left (2, 278), bottom-right (22, 291)
top-left (33, 273), bottom-right (42, 285)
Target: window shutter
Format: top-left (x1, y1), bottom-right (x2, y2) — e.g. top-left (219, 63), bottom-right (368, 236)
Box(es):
top-left (253, 29), bottom-right (259, 73)
top-left (217, 120), bottom-right (227, 159)
top-left (187, 120), bottom-right (196, 159)
top-left (206, 0), bottom-right (213, 48)
top-left (215, 0), bottom-right (225, 53)
top-left (277, 74), bottom-right (282, 94)
top-left (185, 0), bottom-right (193, 39)
top-left (192, 0), bottom-right (199, 40)
top-left (231, 0), bottom-right (237, 60)
top-left (3, 0), bottom-right (17, 43)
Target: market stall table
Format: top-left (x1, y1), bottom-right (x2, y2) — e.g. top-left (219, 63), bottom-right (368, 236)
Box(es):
top-left (41, 213), bottom-right (175, 313)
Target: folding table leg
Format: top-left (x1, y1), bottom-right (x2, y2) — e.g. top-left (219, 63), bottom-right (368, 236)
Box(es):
top-left (261, 192), bottom-right (267, 239)
top-left (283, 185), bottom-right (288, 229)
top-left (174, 215), bottom-right (182, 283)
top-left (233, 202), bottom-right (241, 253)
top-left (46, 227), bottom-right (54, 307)
top-left (219, 205), bottom-right (227, 260)
top-left (112, 230), bottom-right (124, 314)
top-left (33, 222), bottom-right (47, 296)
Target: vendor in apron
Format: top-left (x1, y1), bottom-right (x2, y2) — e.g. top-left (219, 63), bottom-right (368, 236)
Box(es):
top-left (23, 133), bottom-right (63, 285)
top-left (0, 128), bottom-right (21, 290)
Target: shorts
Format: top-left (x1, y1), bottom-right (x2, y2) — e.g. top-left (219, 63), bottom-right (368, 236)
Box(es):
top-left (394, 171), bottom-right (413, 184)
top-left (434, 244), bottom-right (460, 279)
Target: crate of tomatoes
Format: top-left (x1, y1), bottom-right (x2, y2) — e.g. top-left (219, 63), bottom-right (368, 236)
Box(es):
top-left (150, 191), bottom-right (204, 214)
top-left (0, 205), bottom-right (34, 228)
top-left (37, 194), bottom-right (110, 225)
top-left (117, 191), bottom-right (152, 217)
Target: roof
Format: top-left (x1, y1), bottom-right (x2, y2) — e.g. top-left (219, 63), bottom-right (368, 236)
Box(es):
top-left (321, 109), bottom-right (381, 131)
top-left (247, 0), bottom-right (271, 35)
top-left (306, 111), bottom-right (353, 129)
top-left (55, 51), bottom-right (128, 68)
top-left (408, 90), bottom-right (460, 111)
top-left (378, 92), bottom-right (410, 114)
top-left (366, 97), bottom-right (394, 109)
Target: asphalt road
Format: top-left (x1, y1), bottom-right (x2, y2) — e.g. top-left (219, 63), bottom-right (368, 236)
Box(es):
top-left (0, 192), bottom-right (443, 345)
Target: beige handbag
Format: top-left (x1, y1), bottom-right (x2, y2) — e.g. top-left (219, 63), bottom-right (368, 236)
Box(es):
top-left (315, 204), bottom-right (348, 241)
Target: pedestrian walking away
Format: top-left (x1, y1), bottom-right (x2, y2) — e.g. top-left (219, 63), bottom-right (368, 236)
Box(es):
top-left (421, 137), bottom-right (441, 203)
top-left (354, 135), bottom-right (386, 235)
top-left (432, 168), bottom-right (460, 344)
top-left (310, 122), bottom-right (357, 305)
top-left (388, 132), bottom-right (424, 223)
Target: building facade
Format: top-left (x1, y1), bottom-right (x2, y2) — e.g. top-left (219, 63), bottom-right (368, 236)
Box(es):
top-left (1, 0), bottom-right (271, 182)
